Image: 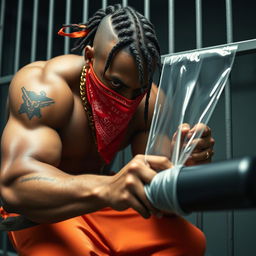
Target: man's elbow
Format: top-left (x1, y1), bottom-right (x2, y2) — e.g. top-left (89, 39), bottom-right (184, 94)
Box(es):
top-left (0, 184), bottom-right (21, 214)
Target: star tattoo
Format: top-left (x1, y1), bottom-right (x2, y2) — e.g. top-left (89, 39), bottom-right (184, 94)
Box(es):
top-left (18, 87), bottom-right (55, 120)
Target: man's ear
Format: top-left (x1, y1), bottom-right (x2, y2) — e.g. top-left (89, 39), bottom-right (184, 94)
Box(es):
top-left (84, 46), bottom-right (95, 68)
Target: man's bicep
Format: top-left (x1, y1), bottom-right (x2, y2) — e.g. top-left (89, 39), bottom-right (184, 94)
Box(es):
top-left (1, 117), bottom-right (62, 180)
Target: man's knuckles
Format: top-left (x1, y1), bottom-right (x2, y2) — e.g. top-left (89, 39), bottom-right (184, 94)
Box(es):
top-left (124, 173), bottom-right (137, 189)
top-left (160, 156), bottom-right (171, 167)
top-left (119, 191), bottom-right (131, 205)
top-left (128, 161), bottom-right (143, 172)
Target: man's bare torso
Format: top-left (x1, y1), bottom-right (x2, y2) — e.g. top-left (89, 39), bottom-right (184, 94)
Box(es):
top-left (11, 54), bottom-right (153, 175)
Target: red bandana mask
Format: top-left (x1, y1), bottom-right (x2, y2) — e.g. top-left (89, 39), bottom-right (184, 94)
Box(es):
top-left (86, 65), bottom-right (146, 163)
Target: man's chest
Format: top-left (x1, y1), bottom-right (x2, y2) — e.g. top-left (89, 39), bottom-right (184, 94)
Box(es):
top-left (57, 95), bottom-right (135, 173)
top-left (57, 96), bottom-right (104, 173)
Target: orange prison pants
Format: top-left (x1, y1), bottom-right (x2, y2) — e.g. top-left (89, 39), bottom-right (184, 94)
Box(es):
top-left (8, 208), bottom-right (206, 256)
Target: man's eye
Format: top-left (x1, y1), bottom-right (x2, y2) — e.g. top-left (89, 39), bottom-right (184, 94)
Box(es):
top-left (111, 80), bottom-right (122, 88)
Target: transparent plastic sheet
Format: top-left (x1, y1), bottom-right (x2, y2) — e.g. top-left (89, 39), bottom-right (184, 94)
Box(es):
top-left (144, 45), bottom-right (237, 215)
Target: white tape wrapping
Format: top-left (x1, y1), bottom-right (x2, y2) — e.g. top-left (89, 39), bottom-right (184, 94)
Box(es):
top-left (144, 165), bottom-right (187, 216)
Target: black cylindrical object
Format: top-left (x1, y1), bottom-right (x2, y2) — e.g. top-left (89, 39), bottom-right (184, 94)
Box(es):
top-left (177, 157), bottom-right (256, 213)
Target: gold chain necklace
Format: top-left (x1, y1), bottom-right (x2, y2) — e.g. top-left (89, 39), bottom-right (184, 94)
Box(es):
top-left (79, 65), bottom-right (97, 145)
top-left (79, 66), bottom-right (107, 171)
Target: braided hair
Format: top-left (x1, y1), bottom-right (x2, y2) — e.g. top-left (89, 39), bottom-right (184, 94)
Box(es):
top-left (69, 4), bottom-right (160, 124)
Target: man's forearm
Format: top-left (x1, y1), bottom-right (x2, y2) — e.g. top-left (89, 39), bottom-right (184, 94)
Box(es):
top-left (1, 163), bottom-right (110, 223)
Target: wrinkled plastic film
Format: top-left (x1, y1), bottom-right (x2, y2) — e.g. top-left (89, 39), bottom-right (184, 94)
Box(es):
top-left (144, 46), bottom-right (237, 215)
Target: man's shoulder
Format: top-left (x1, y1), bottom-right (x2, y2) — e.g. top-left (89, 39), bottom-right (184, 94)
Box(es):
top-left (8, 55), bottom-right (84, 128)
top-left (11, 54), bottom-right (84, 89)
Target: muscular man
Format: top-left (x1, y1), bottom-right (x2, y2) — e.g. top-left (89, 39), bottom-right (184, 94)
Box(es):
top-left (0, 5), bottom-right (214, 256)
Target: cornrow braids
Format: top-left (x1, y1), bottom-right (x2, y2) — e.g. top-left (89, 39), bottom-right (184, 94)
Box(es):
top-left (72, 4), bottom-right (122, 50)
top-left (69, 5), bottom-right (161, 124)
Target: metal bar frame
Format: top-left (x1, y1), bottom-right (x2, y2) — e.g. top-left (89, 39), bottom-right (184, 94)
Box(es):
top-left (47, 0), bottom-right (54, 60)
top-left (0, 249), bottom-right (17, 256)
top-left (31, 0), bottom-right (39, 62)
top-left (14, 0), bottom-right (23, 72)
top-left (225, 1), bottom-right (234, 256)
top-left (0, 0), bottom-right (6, 77)
top-left (168, 0), bottom-right (175, 53)
top-left (195, 0), bottom-right (203, 231)
top-left (1, 232), bottom-right (7, 255)
top-left (83, 0), bottom-right (89, 22)
top-left (102, 0), bottom-right (107, 9)
top-left (144, 0), bottom-right (150, 19)
top-left (122, 0), bottom-right (128, 7)
top-left (64, 0), bottom-right (71, 54)
top-left (161, 38), bottom-right (256, 62)
top-left (196, 0), bottom-right (202, 49)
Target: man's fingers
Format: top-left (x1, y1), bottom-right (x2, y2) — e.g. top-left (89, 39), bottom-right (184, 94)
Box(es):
top-left (123, 163), bottom-right (158, 217)
top-left (189, 123), bottom-right (211, 138)
top-left (190, 149), bottom-right (214, 161)
top-left (130, 180), bottom-right (159, 216)
top-left (172, 123), bottom-right (190, 140)
top-left (129, 195), bottom-right (151, 219)
top-left (180, 123), bottom-right (190, 131)
top-left (188, 136), bottom-right (215, 151)
top-left (143, 155), bottom-right (173, 172)
top-left (129, 156), bottom-right (157, 184)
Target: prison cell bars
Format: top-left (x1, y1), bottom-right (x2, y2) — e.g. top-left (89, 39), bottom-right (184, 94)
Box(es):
top-left (1, 0), bottom-right (12, 254)
top-left (225, 1), bottom-right (234, 255)
top-left (168, 0), bottom-right (175, 53)
top-left (195, 0), bottom-right (204, 232)
top-left (31, 0), bottom-right (39, 62)
top-left (14, 0), bottom-right (23, 73)
top-left (0, 2), bottom-right (6, 254)
top-left (83, 0), bottom-right (89, 28)
top-left (0, 0), bottom-right (5, 76)
top-left (47, 0), bottom-right (54, 60)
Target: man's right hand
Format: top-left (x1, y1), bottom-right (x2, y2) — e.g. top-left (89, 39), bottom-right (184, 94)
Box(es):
top-left (103, 154), bottom-right (173, 219)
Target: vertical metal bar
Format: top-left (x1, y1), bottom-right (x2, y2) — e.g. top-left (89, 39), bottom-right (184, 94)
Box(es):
top-left (31, 0), bottom-right (39, 62)
top-left (168, 0), bottom-right (175, 53)
top-left (226, 0), bottom-right (233, 44)
top-left (195, 0), bottom-right (203, 231)
top-left (0, 0), bottom-right (6, 76)
top-left (144, 0), bottom-right (150, 19)
top-left (47, 0), bottom-right (54, 60)
top-left (195, 0), bottom-right (202, 48)
top-left (225, 1), bottom-right (234, 256)
top-left (64, 0), bottom-right (71, 54)
top-left (121, 0), bottom-right (128, 166)
top-left (83, 0), bottom-right (89, 22)
top-left (122, 0), bottom-right (128, 7)
top-left (2, 232), bottom-right (8, 256)
top-left (102, 0), bottom-right (107, 9)
top-left (14, 0), bottom-right (23, 72)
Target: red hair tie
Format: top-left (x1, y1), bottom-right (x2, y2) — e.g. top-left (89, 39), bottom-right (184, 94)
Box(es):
top-left (58, 24), bottom-right (89, 38)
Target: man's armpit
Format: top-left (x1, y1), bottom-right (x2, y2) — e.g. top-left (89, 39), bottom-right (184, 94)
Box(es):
top-left (18, 87), bottom-right (55, 120)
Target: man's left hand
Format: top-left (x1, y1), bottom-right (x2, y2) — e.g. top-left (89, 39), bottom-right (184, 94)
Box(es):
top-left (184, 123), bottom-right (215, 166)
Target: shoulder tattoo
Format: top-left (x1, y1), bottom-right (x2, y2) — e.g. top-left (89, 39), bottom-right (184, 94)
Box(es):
top-left (18, 87), bottom-right (55, 120)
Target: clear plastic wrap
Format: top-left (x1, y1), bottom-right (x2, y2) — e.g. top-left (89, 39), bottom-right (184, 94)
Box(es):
top-left (144, 46), bottom-right (237, 215)
top-left (145, 46), bottom-right (237, 165)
